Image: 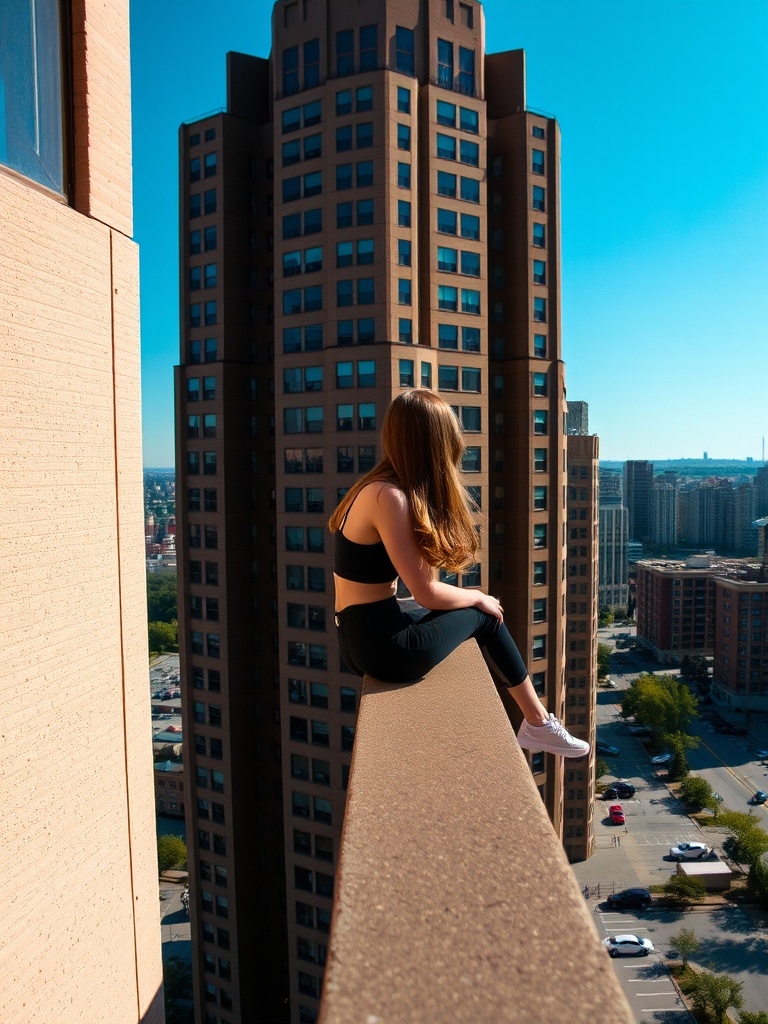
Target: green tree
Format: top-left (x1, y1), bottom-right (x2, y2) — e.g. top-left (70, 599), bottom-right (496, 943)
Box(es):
top-left (146, 571), bottom-right (178, 623)
top-left (679, 776), bottom-right (714, 812)
top-left (597, 643), bottom-right (611, 679)
top-left (148, 619), bottom-right (178, 654)
top-left (663, 874), bottom-right (707, 907)
top-left (738, 1012), bottom-right (768, 1024)
top-left (746, 855), bottom-right (768, 903)
top-left (670, 927), bottom-right (700, 968)
top-left (620, 673), bottom-right (698, 735)
top-left (595, 758), bottom-right (611, 779)
top-left (665, 731), bottom-right (700, 782)
top-left (157, 834), bottom-right (187, 873)
top-left (688, 971), bottom-right (744, 1024)
top-left (598, 608), bottom-right (614, 627)
top-left (717, 811), bottom-right (768, 865)
top-left (163, 955), bottom-right (193, 1024)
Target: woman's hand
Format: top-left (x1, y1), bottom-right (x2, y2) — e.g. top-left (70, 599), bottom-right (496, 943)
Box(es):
top-left (473, 592), bottom-right (504, 622)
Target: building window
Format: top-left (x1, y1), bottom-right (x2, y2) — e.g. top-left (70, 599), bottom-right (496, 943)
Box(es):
top-left (283, 45), bottom-right (299, 94)
top-left (533, 372), bottom-right (547, 396)
top-left (533, 333), bottom-right (547, 358)
top-left (533, 561), bottom-right (547, 585)
top-left (398, 200), bottom-right (411, 228)
top-left (395, 26), bottom-right (415, 75)
top-left (399, 359), bottom-right (415, 387)
top-left (461, 251), bottom-right (480, 277)
top-left (437, 38), bottom-right (453, 87)
top-left (437, 208), bottom-right (457, 235)
top-left (460, 213), bottom-right (480, 240)
top-left (532, 636), bottom-right (546, 660)
top-left (437, 133), bottom-right (456, 161)
top-left (533, 260), bottom-right (546, 285)
top-left (397, 87), bottom-right (411, 113)
top-left (436, 100), bottom-right (456, 127)
top-left (533, 223), bottom-right (546, 248)
top-left (533, 297), bottom-right (547, 323)
top-left (534, 448), bottom-right (547, 473)
top-left (533, 185), bottom-right (545, 211)
top-left (397, 162), bottom-right (411, 188)
top-left (534, 485), bottom-right (547, 510)
top-left (438, 285), bottom-right (457, 312)
top-left (533, 598), bottom-right (546, 623)
top-left (304, 38), bottom-right (320, 88)
top-left (437, 246), bottom-right (457, 273)
top-left (459, 139), bottom-right (479, 166)
top-left (533, 410), bottom-right (548, 435)
top-left (397, 123), bottom-right (411, 151)
top-left (459, 107), bottom-right (479, 133)
top-left (437, 170), bottom-right (456, 197)
top-left (533, 523), bottom-right (547, 548)
top-left (356, 85), bottom-right (373, 111)
top-left (1, 0), bottom-right (66, 195)
top-left (399, 318), bottom-right (413, 343)
top-left (532, 149), bottom-right (545, 175)
top-left (458, 47), bottom-right (475, 95)
top-left (336, 29), bottom-right (354, 76)
top-left (460, 176), bottom-right (479, 203)
top-left (438, 324), bottom-right (457, 349)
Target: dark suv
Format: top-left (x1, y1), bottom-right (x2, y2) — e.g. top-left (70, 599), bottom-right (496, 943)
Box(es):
top-left (606, 888), bottom-right (651, 910)
top-left (603, 782), bottom-right (636, 800)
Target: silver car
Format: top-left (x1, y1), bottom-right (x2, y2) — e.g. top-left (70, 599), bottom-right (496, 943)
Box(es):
top-left (669, 841), bottom-right (710, 860)
top-left (604, 934), bottom-right (654, 958)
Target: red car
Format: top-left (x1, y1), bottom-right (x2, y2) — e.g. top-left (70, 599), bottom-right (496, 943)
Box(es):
top-left (609, 804), bottom-right (625, 825)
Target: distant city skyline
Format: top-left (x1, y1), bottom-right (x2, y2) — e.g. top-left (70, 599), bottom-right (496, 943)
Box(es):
top-left (131, 0), bottom-right (768, 466)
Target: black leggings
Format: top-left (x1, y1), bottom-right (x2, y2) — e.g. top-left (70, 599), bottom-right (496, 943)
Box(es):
top-left (335, 596), bottom-right (528, 686)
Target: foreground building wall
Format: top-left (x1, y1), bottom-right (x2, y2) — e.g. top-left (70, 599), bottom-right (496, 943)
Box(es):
top-left (0, 2), bottom-right (163, 1022)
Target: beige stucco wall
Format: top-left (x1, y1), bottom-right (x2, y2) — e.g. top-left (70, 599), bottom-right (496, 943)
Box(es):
top-left (0, 1), bottom-right (163, 1020)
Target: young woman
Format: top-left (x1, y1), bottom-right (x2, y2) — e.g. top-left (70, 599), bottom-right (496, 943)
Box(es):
top-left (329, 389), bottom-right (589, 758)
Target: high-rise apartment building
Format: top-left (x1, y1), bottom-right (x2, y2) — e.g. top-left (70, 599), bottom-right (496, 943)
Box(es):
top-left (624, 460), bottom-right (654, 543)
top-left (564, 435), bottom-right (599, 862)
top-left (756, 466), bottom-right (768, 519)
top-left (1, 2), bottom-right (163, 1021)
top-left (176, 2), bottom-right (569, 1020)
top-left (652, 479), bottom-right (678, 548)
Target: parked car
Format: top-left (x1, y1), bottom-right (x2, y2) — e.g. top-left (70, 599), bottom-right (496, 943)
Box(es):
top-left (597, 742), bottom-right (621, 756)
top-left (606, 888), bottom-right (651, 911)
top-left (603, 782), bottom-right (636, 800)
top-left (650, 752), bottom-right (672, 764)
top-left (626, 725), bottom-right (653, 736)
top-left (603, 934), bottom-right (654, 958)
top-left (755, 750), bottom-right (768, 761)
top-left (749, 791), bottom-right (767, 805)
top-left (609, 804), bottom-right (625, 825)
top-left (669, 842), bottom-right (710, 861)
top-left (604, 678), bottom-right (618, 688)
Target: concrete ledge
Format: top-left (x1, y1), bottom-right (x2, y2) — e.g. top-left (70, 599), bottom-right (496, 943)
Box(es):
top-left (320, 643), bottom-right (634, 1023)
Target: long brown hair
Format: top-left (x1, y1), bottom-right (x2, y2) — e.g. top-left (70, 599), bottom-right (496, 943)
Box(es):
top-left (328, 390), bottom-right (479, 572)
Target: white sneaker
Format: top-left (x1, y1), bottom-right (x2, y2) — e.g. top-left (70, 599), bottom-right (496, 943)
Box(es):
top-left (517, 713), bottom-right (590, 759)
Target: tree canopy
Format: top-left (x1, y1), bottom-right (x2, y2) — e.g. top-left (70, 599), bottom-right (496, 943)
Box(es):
top-left (158, 834), bottom-right (187, 873)
top-left (147, 571), bottom-right (178, 623)
top-left (149, 620), bottom-right (178, 654)
top-left (688, 971), bottom-right (744, 1024)
top-left (620, 673), bottom-right (699, 735)
top-left (670, 927), bottom-right (700, 967)
top-left (597, 643), bottom-right (611, 679)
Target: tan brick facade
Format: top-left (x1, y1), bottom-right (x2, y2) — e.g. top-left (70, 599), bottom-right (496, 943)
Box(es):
top-left (0, 2), bottom-right (163, 1021)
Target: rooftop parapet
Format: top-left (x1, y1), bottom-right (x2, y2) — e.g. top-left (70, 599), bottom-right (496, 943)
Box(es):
top-left (319, 643), bottom-right (633, 1024)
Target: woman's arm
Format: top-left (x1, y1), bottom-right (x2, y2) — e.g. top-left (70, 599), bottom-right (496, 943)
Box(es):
top-left (372, 484), bottom-right (503, 621)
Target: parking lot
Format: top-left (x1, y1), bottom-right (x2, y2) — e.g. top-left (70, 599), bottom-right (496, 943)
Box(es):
top-left (570, 626), bottom-right (768, 1020)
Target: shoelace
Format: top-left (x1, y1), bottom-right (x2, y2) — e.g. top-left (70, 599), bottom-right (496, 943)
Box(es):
top-left (548, 714), bottom-right (573, 741)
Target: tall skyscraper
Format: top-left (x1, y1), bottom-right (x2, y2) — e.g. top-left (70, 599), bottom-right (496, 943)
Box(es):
top-left (756, 465), bottom-right (768, 519)
top-left (176, 2), bottom-right (569, 1019)
top-left (624, 460), bottom-right (654, 543)
top-left (651, 479), bottom-right (678, 547)
top-left (1, 1), bottom-right (163, 1020)
top-left (565, 435), bottom-right (599, 862)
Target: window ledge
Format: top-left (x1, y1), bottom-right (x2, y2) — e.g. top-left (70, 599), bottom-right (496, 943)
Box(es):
top-left (319, 642), bottom-right (633, 1024)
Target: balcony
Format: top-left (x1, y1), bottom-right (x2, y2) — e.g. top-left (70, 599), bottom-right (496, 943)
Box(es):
top-left (319, 643), bottom-right (633, 1024)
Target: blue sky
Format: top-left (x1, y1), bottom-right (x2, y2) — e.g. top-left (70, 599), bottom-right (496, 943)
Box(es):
top-left (131, 0), bottom-right (768, 467)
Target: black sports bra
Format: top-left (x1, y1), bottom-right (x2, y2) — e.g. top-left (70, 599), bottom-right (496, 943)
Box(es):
top-left (334, 498), bottom-right (398, 584)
